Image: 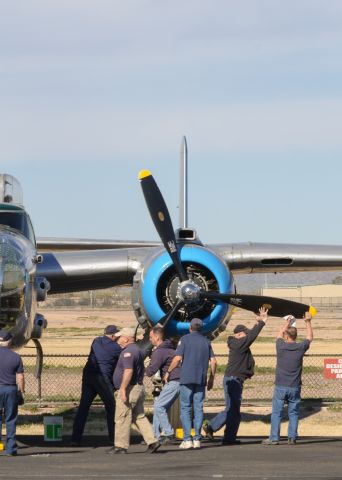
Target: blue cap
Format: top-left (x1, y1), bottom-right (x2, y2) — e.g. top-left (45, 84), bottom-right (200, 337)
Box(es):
top-left (0, 329), bottom-right (12, 341)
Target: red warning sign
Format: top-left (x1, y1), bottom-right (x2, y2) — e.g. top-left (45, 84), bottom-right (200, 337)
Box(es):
top-left (324, 358), bottom-right (342, 379)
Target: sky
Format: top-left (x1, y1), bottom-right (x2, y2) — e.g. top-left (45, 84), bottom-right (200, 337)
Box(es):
top-left (1, 0), bottom-right (342, 245)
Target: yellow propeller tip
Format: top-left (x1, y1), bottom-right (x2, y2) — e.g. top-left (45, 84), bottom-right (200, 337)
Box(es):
top-left (309, 306), bottom-right (317, 317)
top-left (139, 170), bottom-right (151, 180)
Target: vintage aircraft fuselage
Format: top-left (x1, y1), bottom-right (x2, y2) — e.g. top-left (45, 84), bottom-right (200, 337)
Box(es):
top-left (0, 203), bottom-right (48, 348)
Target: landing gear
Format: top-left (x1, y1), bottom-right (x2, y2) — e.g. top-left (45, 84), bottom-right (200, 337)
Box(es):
top-left (31, 338), bottom-right (43, 404)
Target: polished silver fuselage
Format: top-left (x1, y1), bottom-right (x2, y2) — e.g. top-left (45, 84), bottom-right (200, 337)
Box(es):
top-left (0, 226), bottom-right (37, 347)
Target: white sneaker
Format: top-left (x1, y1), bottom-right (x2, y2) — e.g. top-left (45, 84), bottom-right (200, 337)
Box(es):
top-left (193, 439), bottom-right (201, 449)
top-left (179, 440), bottom-right (193, 449)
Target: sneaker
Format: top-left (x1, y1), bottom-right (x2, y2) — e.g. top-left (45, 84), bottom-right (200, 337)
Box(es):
top-left (179, 440), bottom-right (193, 450)
top-left (193, 439), bottom-right (201, 449)
top-left (160, 435), bottom-right (178, 445)
top-left (261, 439), bottom-right (279, 445)
top-left (4, 452), bottom-right (17, 456)
top-left (107, 446), bottom-right (127, 454)
top-left (288, 438), bottom-right (296, 445)
top-left (146, 441), bottom-right (161, 453)
top-left (203, 422), bottom-right (214, 441)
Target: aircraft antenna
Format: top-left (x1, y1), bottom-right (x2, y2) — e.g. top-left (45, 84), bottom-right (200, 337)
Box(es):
top-left (179, 135), bottom-right (188, 228)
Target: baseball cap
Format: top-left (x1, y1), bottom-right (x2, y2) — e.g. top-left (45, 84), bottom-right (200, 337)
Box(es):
top-left (104, 325), bottom-right (119, 335)
top-left (190, 318), bottom-right (203, 330)
top-left (233, 324), bottom-right (249, 334)
top-left (0, 329), bottom-right (12, 341)
top-left (114, 327), bottom-right (136, 338)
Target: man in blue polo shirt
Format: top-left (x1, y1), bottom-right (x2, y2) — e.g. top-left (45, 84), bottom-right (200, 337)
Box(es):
top-left (167, 318), bottom-right (217, 449)
top-left (71, 325), bottom-right (121, 446)
top-left (0, 329), bottom-right (25, 456)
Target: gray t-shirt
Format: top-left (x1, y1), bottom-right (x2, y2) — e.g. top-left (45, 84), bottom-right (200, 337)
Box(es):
top-left (275, 338), bottom-right (311, 388)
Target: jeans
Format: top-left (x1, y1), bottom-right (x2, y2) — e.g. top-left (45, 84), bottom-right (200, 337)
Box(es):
top-left (153, 380), bottom-right (180, 439)
top-left (209, 376), bottom-right (243, 441)
top-left (0, 386), bottom-right (18, 455)
top-left (72, 372), bottom-right (115, 444)
top-left (180, 384), bottom-right (205, 441)
top-left (270, 385), bottom-right (301, 441)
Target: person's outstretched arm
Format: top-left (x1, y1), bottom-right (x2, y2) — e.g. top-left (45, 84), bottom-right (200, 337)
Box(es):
top-left (276, 317), bottom-right (293, 339)
top-left (304, 312), bottom-right (313, 342)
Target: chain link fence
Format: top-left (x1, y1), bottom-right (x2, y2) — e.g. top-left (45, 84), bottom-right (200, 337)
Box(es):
top-left (22, 354), bottom-right (342, 405)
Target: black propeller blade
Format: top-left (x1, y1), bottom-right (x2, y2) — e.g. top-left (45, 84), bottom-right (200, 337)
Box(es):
top-left (136, 331), bottom-right (154, 358)
top-left (158, 299), bottom-right (185, 328)
top-left (139, 170), bottom-right (188, 282)
top-left (199, 291), bottom-right (317, 318)
top-left (136, 300), bottom-right (185, 358)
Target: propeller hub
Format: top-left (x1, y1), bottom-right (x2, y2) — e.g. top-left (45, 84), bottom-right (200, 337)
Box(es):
top-left (178, 281), bottom-right (201, 305)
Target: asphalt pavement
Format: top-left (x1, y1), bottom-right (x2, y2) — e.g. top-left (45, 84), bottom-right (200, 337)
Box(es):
top-left (0, 435), bottom-right (341, 480)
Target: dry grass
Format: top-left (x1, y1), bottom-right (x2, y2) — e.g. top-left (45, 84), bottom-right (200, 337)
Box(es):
top-left (23, 307), bottom-right (342, 356)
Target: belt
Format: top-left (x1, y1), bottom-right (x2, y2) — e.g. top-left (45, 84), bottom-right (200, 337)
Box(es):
top-left (226, 376), bottom-right (244, 384)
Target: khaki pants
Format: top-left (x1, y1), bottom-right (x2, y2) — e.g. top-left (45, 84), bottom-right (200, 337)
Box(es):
top-left (115, 384), bottom-right (156, 450)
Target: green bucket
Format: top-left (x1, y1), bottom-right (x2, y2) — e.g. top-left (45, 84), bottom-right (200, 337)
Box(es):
top-left (44, 416), bottom-right (63, 441)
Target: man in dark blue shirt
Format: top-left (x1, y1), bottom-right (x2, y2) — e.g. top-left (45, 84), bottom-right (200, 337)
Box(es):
top-left (0, 329), bottom-right (25, 456)
top-left (262, 311), bottom-right (313, 445)
top-left (71, 325), bottom-right (121, 446)
top-left (145, 326), bottom-right (180, 444)
top-left (167, 318), bottom-right (217, 449)
top-left (204, 307), bottom-right (268, 445)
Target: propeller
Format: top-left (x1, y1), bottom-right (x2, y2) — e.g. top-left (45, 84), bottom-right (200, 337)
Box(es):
top-left (136, 299), bottom-right (185, 358)
top-left (139, 169), bottom-right (317, 335)
top-left (139, 170), bottom-right (188, 282)
top-left (158, 299), bottom-right (185, 328)
top-left (199, 291), bottom-right (317, 319)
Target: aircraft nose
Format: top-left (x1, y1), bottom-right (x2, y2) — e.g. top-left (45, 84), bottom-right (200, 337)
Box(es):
top-left (0, 232), bottom-right (26, 328)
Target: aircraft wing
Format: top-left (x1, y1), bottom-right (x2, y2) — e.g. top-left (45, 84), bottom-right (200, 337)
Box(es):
top-left (211, 242), bottom-right (342, 273)
top-left (36, 237), bottom-right (160, 251)
top-left (36, 246), bottom-right (159, 294)
top-left (37, 242), bottom-right (342, 295)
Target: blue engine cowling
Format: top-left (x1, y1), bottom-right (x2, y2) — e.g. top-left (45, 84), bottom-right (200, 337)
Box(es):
top-left (132, 244), bottom-right (235, 339)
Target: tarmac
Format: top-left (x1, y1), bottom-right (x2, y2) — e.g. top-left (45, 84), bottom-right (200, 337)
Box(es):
top-left (0, 435), bottom-right (341, 480)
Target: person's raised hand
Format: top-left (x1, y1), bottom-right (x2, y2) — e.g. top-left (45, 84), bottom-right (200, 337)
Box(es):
top-left (256, 306), bottom-right (268, 322)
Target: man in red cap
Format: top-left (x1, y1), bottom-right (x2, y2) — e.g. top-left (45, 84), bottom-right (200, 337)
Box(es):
top-left (203, 307), bottom-right (268, 444)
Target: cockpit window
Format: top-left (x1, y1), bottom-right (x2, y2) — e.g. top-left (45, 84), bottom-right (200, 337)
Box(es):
top-left (0, 211), bottom-right (35, 245)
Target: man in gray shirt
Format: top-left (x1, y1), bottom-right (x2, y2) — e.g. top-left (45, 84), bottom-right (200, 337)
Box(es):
top-left (262, 311), bottom-right (313, 445)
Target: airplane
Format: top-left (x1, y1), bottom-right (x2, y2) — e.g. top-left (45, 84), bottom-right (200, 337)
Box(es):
top-left (2, 137), bottom-right (342, 365)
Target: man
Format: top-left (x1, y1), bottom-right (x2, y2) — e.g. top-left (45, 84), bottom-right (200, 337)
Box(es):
top-left (145, 326), bottom-right (180, 444)
top-left (110, 327), bottom-right (160, 454)
top-left (203, 307), bottom-right (268, 444)
top-left (262, 311), bottom-right (313, 445)
top-left (167, 318), bottom-right (217, 450)
top-left (0, 329), bottom-right (25, 456)
top-left (71, 325), bottom-right (121, 446)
